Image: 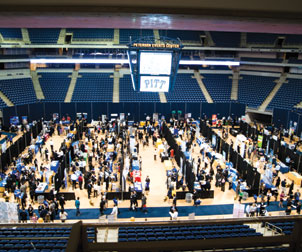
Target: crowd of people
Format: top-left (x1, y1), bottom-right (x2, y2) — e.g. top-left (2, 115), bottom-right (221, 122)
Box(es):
top-left (0, 114), bottom-right (301, 224)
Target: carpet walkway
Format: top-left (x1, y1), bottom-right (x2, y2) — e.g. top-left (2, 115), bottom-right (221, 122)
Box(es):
top-left (34, 201), bottom-right (294, 220)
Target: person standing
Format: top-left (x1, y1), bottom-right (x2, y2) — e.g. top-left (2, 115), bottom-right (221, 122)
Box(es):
top-left (288, 181), bottom-right (294, 196)
top-left (279, 191), bottom-right (286, 208)
top-left (145, 176), bottom-right (150, 195)
top-left (275, 176), bottom-right (281, 188)
top-left (59, 195), bottom-right (65, 211)
top-left (235, 181), bottom-right (241, 200)
top-left (100, 197), bottom-right (106, 216)
top-left (45, 148), bottom-right (49, 162)
top-left (59, 209), bottom-right (68, 223)
top-left (49, 139), bottom-right (54, 153)
top-left (78, 174), bottom-right (83, 190)
top-left (110, 204), bottom-right (118, 219)
top-left (87, 182), bottom-right (92, 199)
top-left (20, 208), bottom-right (28, 223)
top-left (27, 204), bottom-right (34, 219)
top-left (296, 202), bottom-right (301, 215)
top-left (141, 193), bottom-right (147, 213)
top-left (75, 197), bottom-right (80, 216)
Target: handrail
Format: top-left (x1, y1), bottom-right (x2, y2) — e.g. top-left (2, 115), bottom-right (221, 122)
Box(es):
top-left (82, 215), bottom-right (302, 228)
top-left (265, 222), bottom-right (284, 235)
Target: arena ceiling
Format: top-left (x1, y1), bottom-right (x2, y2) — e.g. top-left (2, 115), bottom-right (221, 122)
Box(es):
top-left (0, 0), bottom-right (302, 34)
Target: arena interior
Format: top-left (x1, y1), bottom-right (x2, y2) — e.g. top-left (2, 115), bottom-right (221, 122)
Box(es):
top-left (0, 1), bottom-right (301, 252)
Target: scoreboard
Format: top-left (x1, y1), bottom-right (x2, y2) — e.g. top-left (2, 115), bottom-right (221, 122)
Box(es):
top-left (128, 37), bottom-right (182, 92)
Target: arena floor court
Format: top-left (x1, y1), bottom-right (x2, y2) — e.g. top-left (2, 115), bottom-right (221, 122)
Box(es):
top-left (4, 124), bottom-right (301, 224)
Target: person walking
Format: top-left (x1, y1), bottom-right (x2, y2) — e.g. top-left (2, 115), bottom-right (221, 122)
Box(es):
top-left (75, 197), bottom-right (80, 216)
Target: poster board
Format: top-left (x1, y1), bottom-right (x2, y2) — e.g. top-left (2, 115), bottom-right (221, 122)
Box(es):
top-left (0, 202), bottom-right (19, 223)
top-left (233, 203), bottom-right (245, 218)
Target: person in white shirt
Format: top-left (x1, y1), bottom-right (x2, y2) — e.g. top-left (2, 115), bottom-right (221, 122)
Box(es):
top-left (59, 209), bottom-right (68, 223)
top-left (110, 204), bottom-right (118, 218)
top-left (169, 208), bottom-right (178, 220)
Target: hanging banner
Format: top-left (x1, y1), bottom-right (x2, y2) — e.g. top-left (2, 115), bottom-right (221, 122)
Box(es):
top-left (120, 113), bottom-right (125, 120)
top-left (22, 116), bottom-right (28, 125)
top-left (257, 135), bottom-right (263, 148)
top-left (212, 114), bottom-right (217, 126)
top-left (10, 116), bottom-right (19, 125)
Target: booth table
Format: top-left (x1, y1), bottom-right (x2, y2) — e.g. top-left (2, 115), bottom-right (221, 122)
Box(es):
top-left (278, 162), bottom-right (289, 174)
top-left (164, 160), bottom-right (173, 170)
top-left (67, 133), bottom-right (74, 139)
top-left (0, 176), bottom-right (7, 193)
top-left (50, 160), bottom-right (59, 173)
top-left (36, 139), bottom-right (43, 148)
top-left (132, 160), bottom-right (140, 170)
top-left (155, 139), bottom-right (162, 148)
top-left (35, 182), bottom-right (48, 193)
top-left (62, 120), bottom-right (70, 125)
top-left (134, 182), bottom-right (143, 192)
top-left (107, 144), bottom-right (114, 153)
top-left (287, 172), bottom-right (302, 185)
top-left (184, 151), bottom-right (191, 160)
top-left (132, 170), bottom-right (141, 182)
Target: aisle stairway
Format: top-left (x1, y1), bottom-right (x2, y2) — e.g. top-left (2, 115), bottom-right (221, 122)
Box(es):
top-left (21, 28), bottom-right (31, 44)
top-left (112, 70), bottom-right (120, 103)
top-left (0, 91), bottom-right (14, 106)
top-left (65, 70), bottom-right (79, 102)
top-left (154, 29), bottom-right (160, 42)
top-left (159, 92), bottom-right (167, 103)
top-left (258, 73), bottom-right (286, 111)
top-left (113, 29), bottom-right (119, 44)
top-left (57, 28), bottom-right (66, 44)
top-left (240, 32), bottom-right (247, 47)
top-left (204, 31), bottom-right (215, 46)
top-left (194, 71), bottom-right (213, 103)
top-left (295, 100), bottom-right (302, 109)
top-left (231, 70), bottom-right (240, 100)
top-left (30, 70), bottom-right (45, 100)
top-left (97, 227), bottom-right (118, 243)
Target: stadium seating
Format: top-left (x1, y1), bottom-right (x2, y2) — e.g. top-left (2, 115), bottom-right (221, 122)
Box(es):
top-left (66, 28), bottom-right (114, 40)
top-left (240, 57), bottom-right (283, 63)
top-left (119, 29), bottom-right (154, 44)
top-left (159, 30), bottom-right (204, 42)
top-left (28, 29), bottom-right (60, 44)
top-left (267, 78), bottom-right (302, 110)
top-left (284, 35), bottom-right (302, 45)
top-left (71, 73), bottom-right (113, 102)
top-left (202, 74), bottom-right (232, 102)
top-left (238, 75), bottom-right (277, 108)
top-left (0, 28), bottom-right (22, 39)
top-left (119, 75), bottom-right (160, 102)
top-left (39, 72), bottom-right (71, 102)
top-left (118, 224), bottom-right (262, 242)
top-left (246, 33), bottom-right (284, 45)
top-left (0, 98), bottom-right (7, 109)
top-left (0, 78), bottom-right (37, 105)
top-left (210, 32), bottom-right (241, 47)
top-left (0, 226), bottom-right (95, 251)
top-left (165, 74), bottom-right (206, 102)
